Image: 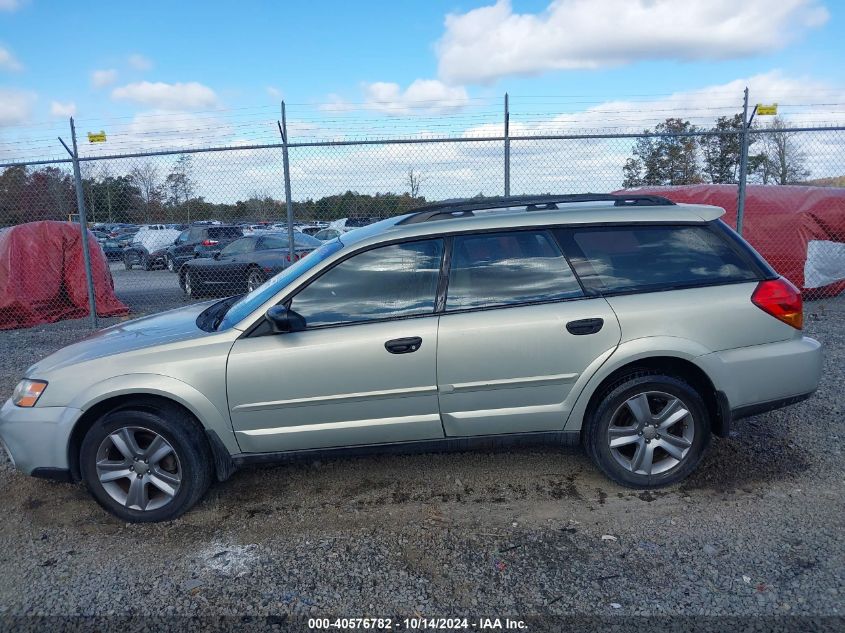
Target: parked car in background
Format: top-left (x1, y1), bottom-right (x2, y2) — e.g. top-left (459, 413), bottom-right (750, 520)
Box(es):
top-left (178, 231), bottom-right (321, 297)
top-left (99, 238), bottom-right (125, 261)
top-left (123, 225), bottom-right (181, 270)
top-left (165, 225), bottom-right (244, 271)
top-left (313, 227), bottom-right (344, 241)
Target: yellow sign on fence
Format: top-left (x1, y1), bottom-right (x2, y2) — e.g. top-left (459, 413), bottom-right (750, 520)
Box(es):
top-left (756, 104), bottom-right (778, 116)
top-left (87, 131), bottom-right (107, 143)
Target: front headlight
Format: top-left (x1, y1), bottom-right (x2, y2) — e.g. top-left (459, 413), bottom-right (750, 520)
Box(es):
top-left (12, 379), bottom-right (48, 407)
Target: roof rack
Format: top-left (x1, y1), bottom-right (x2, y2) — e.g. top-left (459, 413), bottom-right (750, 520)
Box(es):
top-left (399, 193), bottom-right (675, 225)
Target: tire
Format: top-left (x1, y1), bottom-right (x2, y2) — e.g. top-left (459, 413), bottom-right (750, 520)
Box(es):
top-left (123, 254), bottom-right (133, 270)
top-left (167, 256), bottom-right (176, 272)
top-left (246, 267), bottom-right (265, 292)
top-left (584, 373), bottom-right (710, 489)
top-left (182, 269), bottom-right (201, 298)
top-left (141, 253), bottom-right (151, 271)
top-left (79, 405), bottom-right (213, 522)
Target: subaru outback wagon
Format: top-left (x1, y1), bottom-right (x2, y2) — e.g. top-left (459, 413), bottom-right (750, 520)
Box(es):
top-left (0, 194), bottom-right (822, 522)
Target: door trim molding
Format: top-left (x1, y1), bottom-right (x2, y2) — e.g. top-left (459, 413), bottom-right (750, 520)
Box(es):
top-left (231, 385), bottom-right (438, 412)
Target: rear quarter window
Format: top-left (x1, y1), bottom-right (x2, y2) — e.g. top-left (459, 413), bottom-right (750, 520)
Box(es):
top-left (558, 224), bottom-right (760, 293)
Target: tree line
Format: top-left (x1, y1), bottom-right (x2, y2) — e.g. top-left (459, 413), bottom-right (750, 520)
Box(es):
top-left (621, 115), bottom-right (811, 187)
top-left (0, 156), bottom-right (429, 227)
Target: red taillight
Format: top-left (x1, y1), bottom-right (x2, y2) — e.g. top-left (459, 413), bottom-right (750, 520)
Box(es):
top-left (751, 277), bottom-right (803, 329)
top-left (201, 239), bottom-right (218, 246)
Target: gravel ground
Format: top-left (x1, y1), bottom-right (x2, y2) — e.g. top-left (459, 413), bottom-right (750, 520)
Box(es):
top-left (0, 298), bottom-right (843, 628)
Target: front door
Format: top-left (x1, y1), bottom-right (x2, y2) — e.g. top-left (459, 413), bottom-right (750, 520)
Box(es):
top-left (435, 230), bottom-right (621, 436)
top-left (227, 239), bottom-right (446, 453)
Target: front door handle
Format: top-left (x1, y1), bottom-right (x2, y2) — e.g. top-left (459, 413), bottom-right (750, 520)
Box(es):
top-left (385, 337), bottom-right (423, 354)
top-left (566, 318), bottom-right (604, 335)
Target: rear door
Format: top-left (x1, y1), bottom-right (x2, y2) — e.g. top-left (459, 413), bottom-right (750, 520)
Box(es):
top-left (436, 229), bottom-right (621, 436)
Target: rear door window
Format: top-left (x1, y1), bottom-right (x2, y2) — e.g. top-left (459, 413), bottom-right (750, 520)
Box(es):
top-left (446, 230), bottom-right (582, 311)
top-left (559, 224), bottom-right (759, 293)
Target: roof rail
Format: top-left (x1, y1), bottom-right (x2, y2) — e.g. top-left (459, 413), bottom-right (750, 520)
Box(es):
top-left (399, 193), bottom-right (675, 225)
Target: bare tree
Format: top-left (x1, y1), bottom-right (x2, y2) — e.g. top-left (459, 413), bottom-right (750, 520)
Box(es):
top-left (407, 168), bottom-right (426, 198)
top-left (753, 117), bottom-right (811, 185)
top-left (129, 161), bottom-right (162, 223)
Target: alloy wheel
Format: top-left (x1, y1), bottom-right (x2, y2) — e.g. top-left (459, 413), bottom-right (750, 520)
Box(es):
top-left (247, 269), bottom-right (264, 292)
top-left (95, 426), bottom-right (182, 512)
top-left (607, 391), bottom-right (695, 476)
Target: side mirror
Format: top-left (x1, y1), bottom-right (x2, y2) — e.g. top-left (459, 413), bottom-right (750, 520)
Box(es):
top-left (173, 239), bottom-right (179, 245)
top-left (265, 306), bottom-right (306, 333)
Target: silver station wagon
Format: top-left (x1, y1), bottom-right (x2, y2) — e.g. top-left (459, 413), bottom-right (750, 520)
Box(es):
top-left (0, 194), bottom-right (822, 522)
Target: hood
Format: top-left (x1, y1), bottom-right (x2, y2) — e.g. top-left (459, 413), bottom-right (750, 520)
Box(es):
top-left (27, 301), bottom-right (217, 376)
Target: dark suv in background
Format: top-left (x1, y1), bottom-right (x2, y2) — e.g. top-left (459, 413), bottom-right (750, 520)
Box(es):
top-left (165, 225), bottom-right (243, 272)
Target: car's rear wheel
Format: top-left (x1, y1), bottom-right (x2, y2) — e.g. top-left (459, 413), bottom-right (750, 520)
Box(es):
top-left (79, 406), bottom-right (213, 522)
top-left (584, 373), bottom-right (710, 488)
top-left (141, 253), bottom-right (151, 271)
top-left (167, 255), bottom-right (176, 272)
top-left (246, 268), bottom-right (265, 292)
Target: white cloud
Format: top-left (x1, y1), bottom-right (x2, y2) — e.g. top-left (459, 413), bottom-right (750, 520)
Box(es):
top-left (323, 79), bottom-right (470, 115)
top-left (111, 81), bottom-right (218, 110)
top-left (0, 0), bottom-right (23, 12)
top-left (0, 45), bottom-right (22, 71)
top-left (50, 101), bottom-right (76, 117)
top-left (436, 0), bottom-right (830, 84)
top-left (91, 69), bottom-right (118, 88)
top-left (0, 88), bottom-right (35, 126)
top-left (266, 86), bottom-right (283, 99)
top-left (127, 53), bottom-right (153, 71)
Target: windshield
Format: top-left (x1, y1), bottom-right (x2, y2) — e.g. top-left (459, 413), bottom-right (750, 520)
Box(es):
top-left (216, 239), bottom-right (344, 330)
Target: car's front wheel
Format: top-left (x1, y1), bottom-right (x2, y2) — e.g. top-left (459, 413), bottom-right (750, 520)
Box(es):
top-left (181, 269), bottom-right (201, 298)
top-left (79, 405), bottom-right (213, 522)
top-left (166, 255), bottom-right (176, 272)
top-left (584, 373), bottom-right (710, 488)
top-left (123, 253), bottom-right (133, 270)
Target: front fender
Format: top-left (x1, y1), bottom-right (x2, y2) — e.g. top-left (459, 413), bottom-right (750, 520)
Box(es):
top-left (68, 373), bottom-right (239, 454)
top-left (563, 336), bottom-right (714, 432)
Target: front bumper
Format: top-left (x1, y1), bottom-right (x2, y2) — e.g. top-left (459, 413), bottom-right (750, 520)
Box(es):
top-left (0, 398), bottom-right (81, 476)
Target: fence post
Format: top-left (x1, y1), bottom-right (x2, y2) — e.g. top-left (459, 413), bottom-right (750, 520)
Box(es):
top-left (63, 118), bottom-right (98, 328)
top-left (504, 93), bottom-right (511, 197)
top-left (736, 87), bottom-right (750, 236)
top-left (280, 101), bottom-right (296, 264)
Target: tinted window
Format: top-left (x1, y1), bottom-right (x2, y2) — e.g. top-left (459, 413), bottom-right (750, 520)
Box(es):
top-left (566, 224), bottom-right (759, 293)
top-left (261, 232), bottom-right (322, 249)
top-left (220, 237), bottom-right (256, 256)
top-left (446, 231), bottom-right (582, 310)
top-left (292, 240), bottom-right (444, 327)
top-left (208, 226), bottom-right (243, 239)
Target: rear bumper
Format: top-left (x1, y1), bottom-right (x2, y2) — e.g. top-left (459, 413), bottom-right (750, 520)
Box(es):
top-left (698, 336), bottom-right (822, 412)
top-left (0, 398), bottom-right (81, 476)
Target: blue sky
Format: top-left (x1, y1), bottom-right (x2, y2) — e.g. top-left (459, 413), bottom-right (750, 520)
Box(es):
top-left (2, 0), bottom-right (842, 121)
top-left (1, 0), bottom-right (844, 190)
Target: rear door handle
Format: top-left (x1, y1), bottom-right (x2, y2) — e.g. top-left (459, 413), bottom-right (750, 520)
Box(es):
top-left (385, 337), bottom-right (423, 354)
top-left (566, 318), bottom-right (604, 335)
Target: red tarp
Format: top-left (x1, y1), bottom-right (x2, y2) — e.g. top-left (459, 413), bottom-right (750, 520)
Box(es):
top-left (617, 184), bottom-right (845, 299)
top-left (0, 221), bottom-right (129, 330)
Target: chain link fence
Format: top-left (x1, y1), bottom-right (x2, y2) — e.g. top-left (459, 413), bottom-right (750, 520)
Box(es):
top-left (1, 97), bottom-right (844, 330)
